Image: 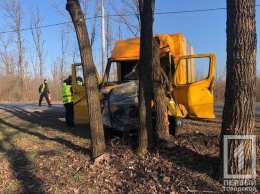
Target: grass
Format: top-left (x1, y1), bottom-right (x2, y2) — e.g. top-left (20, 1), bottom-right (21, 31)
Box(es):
top-left (0, 104), bottom-right (259, 193)
top-left (73, 173), bottom-right (85, 182)
top-left (0, 108), bottom-right (93, 193)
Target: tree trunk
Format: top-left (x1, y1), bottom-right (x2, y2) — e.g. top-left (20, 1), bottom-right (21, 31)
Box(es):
top-left (2, 0), bottom-right (26, 101)
top-left (17, 30), bottom-right (26, 101)
top-left (66, 0), bottom-right (106, 158)
top-left (152, 37), bottom-right (169, 143)
top-left (30, 7), bottom-right (45, 81)
top-left (136, 0), bottom-right (155, 156)
top-left (219, 0), bottom-right (256, 180)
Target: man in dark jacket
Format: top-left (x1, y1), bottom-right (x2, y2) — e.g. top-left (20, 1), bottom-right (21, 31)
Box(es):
top-left (38, 79), bottom-right (52, 107)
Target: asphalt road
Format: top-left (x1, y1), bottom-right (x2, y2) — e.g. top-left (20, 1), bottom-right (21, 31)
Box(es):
top-left (0, 102), bottom-right (260, 115)
top-left (214, 103), bottom-right (260, 116)
top-left (0, 102), bottom-right (64, 113)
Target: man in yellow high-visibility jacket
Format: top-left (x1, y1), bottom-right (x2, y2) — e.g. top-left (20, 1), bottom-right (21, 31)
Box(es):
top-left (62, 75), bottom-right (76, 127)
top-left (38, 79), bottom-right (51, 107)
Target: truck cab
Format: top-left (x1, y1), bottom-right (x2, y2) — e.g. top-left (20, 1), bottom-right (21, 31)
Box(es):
top-left (72, 33), bottom-right (216, 134)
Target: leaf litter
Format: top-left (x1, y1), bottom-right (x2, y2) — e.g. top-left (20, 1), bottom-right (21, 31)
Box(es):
top-left (0, 107), bottom-right (259, 193)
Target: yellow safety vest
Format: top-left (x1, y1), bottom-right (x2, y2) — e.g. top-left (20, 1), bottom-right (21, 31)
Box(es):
top-left (62, 83), bottom-right (73, 104)
top-left (77, 80), bottom-right (83, 86)
top-left (41, 83), bottom-right (46, 93)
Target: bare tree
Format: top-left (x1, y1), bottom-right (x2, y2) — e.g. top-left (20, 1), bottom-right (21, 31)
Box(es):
top-left (71, 42), bottom-right (81, 63)
top-left (89, 0), bottom-right (101, 47)
top-left (51, 0), bottom-right (101, 48)
top-left (0, 36), bottom-right (16, 76)
top-left (66, 0), bottom-right (106, 158)
top-left (50, 58), bottom-right (60, 81)
top-left (0, 35), bottom-right (18, 102)
top-left (53, 26), bottom-right (71, 84)
top-left (219, 0), bottom-right (256, 180)
top-left (105, 12), bottom-right (113, 58)
top-left (136, 0), bottom-right (155, 156)
top-left (2, 0), bottom-right (26, 101)
top-left (109, 0), bottom-right (140, 37)
top-left (214, 65), bottom-right (226, 102)
top-left (29, 7), bottom-right (46, 80)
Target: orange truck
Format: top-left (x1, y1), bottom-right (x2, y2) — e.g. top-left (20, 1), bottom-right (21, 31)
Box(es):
top-left (71, 33), bottom-right (216, 135)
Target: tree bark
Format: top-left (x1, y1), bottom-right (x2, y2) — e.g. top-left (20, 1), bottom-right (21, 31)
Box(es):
top-left (66, 0), bottom-right (106, 158)
top-left (136, 0), bottom-right (155, 156)
top-left (219, 0), bottom-right (256, 180)
top-left (152, 37), bottom-right (169, 143)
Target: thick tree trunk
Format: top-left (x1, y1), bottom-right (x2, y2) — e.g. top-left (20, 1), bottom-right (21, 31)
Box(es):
top-left (152, 37), bottom-right (169, 143)
top-left (66, 0), bottom-right (106, 158)
top-left (136, 0), bottom-right (155, 156)
top-left (219, 0), bottom-right (256, 180)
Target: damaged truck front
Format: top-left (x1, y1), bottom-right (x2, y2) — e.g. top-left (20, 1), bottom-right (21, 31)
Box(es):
top-left (72, 33), bottom-right (216, 135)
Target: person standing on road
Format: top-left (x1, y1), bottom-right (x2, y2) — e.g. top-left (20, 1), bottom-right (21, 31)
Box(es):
top-left (38, 79), bottom-right (52, 107)
top-left (62, 75), bottom-right (76, 127)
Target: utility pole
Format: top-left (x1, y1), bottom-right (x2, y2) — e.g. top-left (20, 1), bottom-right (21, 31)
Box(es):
top-left (101, 0), bottom-right (106, 76)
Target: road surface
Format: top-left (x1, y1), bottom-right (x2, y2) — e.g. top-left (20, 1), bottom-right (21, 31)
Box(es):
top-left (0, 102), bottom-right (64, 113)
top-left (1, 102), bottom-right (260, 115)
top-left (214, 103), bottom-right (260, 116)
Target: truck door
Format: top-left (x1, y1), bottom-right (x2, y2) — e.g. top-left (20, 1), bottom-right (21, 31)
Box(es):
top-left (72, 64), bottom-right (101, 124)
top-left (173, 54), bottom-right (215, 119)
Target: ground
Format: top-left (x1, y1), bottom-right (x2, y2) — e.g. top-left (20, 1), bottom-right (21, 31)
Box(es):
top-left (0, 104), bottom-right (259, 193)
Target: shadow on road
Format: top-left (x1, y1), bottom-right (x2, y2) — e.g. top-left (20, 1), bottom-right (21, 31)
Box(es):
top-left (0, 103), bottom-right (91, 139)
top-left (0, 118), bottom-right (91, 155)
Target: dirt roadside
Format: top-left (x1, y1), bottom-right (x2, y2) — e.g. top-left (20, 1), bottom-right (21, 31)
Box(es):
top-left (0, 103), bottom-right (259, 193)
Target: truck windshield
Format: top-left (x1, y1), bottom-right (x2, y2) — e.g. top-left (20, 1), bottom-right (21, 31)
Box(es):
top-left (121, 61), bottom-right (139, 80)
top-left (108, 61), bottom-right (139, 82)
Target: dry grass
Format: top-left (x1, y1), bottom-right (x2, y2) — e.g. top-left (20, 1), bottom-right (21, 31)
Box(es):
top-left (0, 104), bottom-right (259, 193)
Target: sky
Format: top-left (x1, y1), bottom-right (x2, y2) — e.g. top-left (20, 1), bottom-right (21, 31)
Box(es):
top-left (154, 1), bottom-right (227, 67)
top-left (0, 0), bottom-right (259, 77)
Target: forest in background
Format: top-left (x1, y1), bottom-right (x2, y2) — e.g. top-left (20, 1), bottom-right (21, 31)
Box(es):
top-left (0, 0), bottom-right (259, 102)
top-left (1, 66), bottom-right (260, 103)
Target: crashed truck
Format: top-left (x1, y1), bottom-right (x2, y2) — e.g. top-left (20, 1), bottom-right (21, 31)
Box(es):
top-left (71, 33), bottom-right (216, 135)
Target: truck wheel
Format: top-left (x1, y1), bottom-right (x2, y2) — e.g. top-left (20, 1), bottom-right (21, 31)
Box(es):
top-left (169, 116), bottom-right (183, 136)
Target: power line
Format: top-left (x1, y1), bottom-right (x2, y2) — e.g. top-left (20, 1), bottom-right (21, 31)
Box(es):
top-left (0, 5), bottom-right (259, 34)
top-left (155, 7), bottom-right (226, 15)
top-left (0, 21), bottom-right (71, 34)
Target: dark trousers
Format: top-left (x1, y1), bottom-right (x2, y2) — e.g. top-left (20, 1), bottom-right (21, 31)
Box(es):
top-left (64, 102), bottom-right (74, 127)
top-left (39, 92), bottom-right (51, 106)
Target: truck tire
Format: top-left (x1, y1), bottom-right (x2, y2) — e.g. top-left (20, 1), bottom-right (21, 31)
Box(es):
top-left (169, 116), bottom-right (183, 136)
